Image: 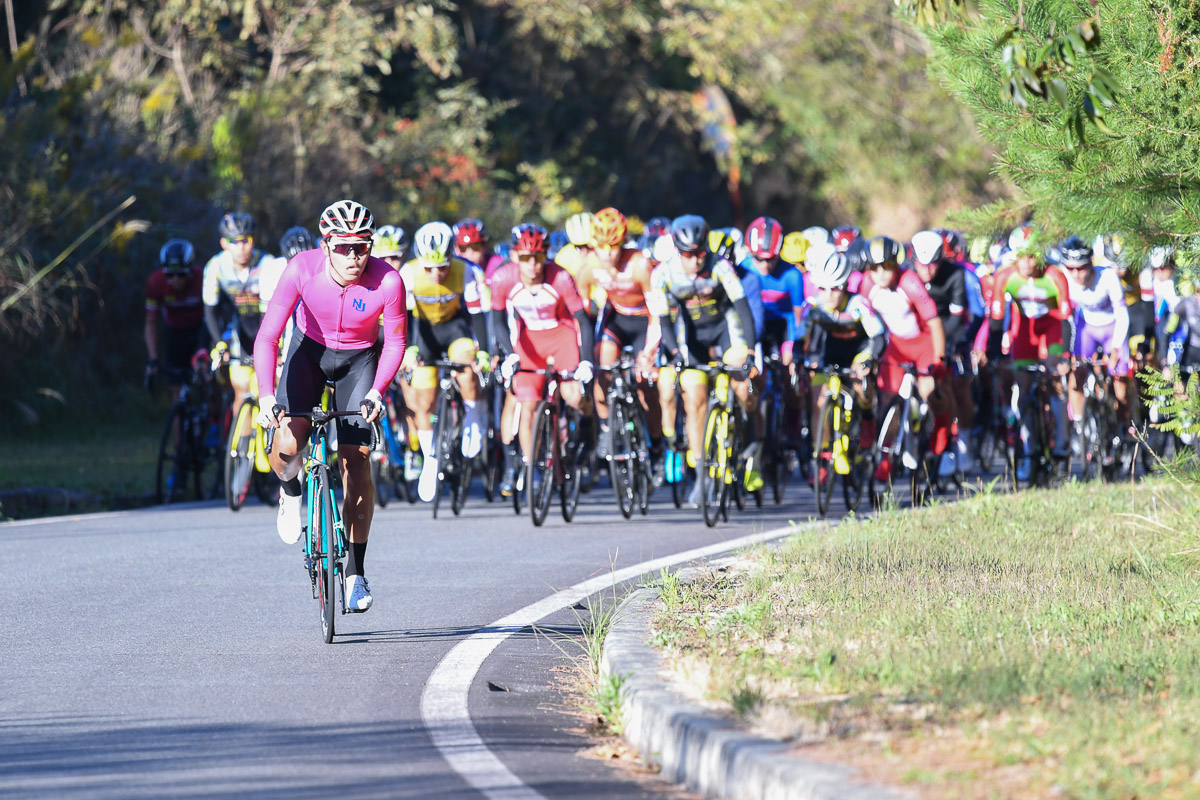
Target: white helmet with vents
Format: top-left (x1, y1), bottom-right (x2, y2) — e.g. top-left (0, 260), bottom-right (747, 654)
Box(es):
top-left (319, 200), bottom-right (375, 239)
top-left (414, 222), bottom-right (455, 266)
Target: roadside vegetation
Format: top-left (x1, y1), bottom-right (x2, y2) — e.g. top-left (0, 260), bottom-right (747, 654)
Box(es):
top-left (650, 476), bottom-right (1200, 798)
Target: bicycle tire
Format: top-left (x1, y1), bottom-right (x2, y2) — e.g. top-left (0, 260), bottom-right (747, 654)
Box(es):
top-left (910, 400), bottom-right (934, 507)
top-left (609, 403), bottom-right (635, 519)
top-left (225, 399), bottom-right (256, 511)
top-left (431, 391), bottom-right (458, 520)
top-left (699, 404), bottom-right (727, 528)
top-left (529, 402), bottom-right (556, 527)
top-left (812, 394), bottom-right (837, 518)
top-left (1080, 399), bottom-right (1102, 482)
top-left (560, 405), bottom-right (584, 522)
top-left (871, 396), bottom-right (905, 510)
top-left (155, 403), bottom-right (186, 504)
top-left (315, 468), bottom-right (337, 644)
top-left (843, 409), bottom-right (870, 514)
top-left (670, 453), bottom-right (686, 509)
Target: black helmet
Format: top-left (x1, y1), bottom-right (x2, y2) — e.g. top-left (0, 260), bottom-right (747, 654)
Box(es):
top-left (159, 238), bottom-right (195, 272)
top-left (670, 214), bottom-right (709, 254)
top-left (864, 235), bottom-right (901, 267)
top-left (1059, 235), bottom-right (1093, 268)
top-left (218, 211), bottom-right (256, 239)
top-left (280, 227), bottom-right (319, 260)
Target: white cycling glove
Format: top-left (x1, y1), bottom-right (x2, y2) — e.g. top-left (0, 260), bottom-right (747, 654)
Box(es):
top-left (574, 360), bottom-right (594, 384)
top-left (500, 353), bottom-right (521, 381)
top-left (257, 395), bottom-right (282, 429)
top-left (360, 388), bottom-right (383, 420)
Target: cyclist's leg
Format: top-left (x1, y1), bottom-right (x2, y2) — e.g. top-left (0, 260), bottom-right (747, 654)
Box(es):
top-left (594, 335), bottom-right (620, 456)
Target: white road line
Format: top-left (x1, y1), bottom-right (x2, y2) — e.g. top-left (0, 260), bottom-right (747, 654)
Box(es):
top-left (420, 523), bottom-right (806, 799)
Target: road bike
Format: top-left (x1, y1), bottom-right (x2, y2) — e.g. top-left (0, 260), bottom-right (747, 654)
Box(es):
top-left (155, 356), bottom-right (221, 504)
top-left (1009, 363), bottom-right (1071, 489)
top-left (519, 367), bottom-right (586, 527)
top-left (809, 365), bottom-right (873, 517)
top-left (224, 391), bottom-right (280, 510)
top-left (1073, 353), bottom-right (1122, 482)
top-left (758, 352), bottom-right (797, 505)
top-left (429, 360), bottom-right (475, 519)
top-left (597, 348), bottom-right (652, 519)
top-left (871, 362), bottom-right (936, 508)
top-left (267, 408), bottom-right (373, 644)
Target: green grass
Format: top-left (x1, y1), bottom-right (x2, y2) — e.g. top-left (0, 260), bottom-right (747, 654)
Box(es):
top-left (652, 477), bottom-right (1200, 799)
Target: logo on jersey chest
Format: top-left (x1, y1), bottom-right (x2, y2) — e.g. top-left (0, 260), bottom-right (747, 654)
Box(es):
top-left (353, 298), bottom-right (366, 312)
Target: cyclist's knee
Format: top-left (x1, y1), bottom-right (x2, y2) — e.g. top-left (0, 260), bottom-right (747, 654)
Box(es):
top-left (411, 365), bottom-right (438, 390)
top-left (447, 337), bottom-right (477, 364)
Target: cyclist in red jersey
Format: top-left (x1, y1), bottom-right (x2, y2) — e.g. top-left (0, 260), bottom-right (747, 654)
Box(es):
top-left (492, 223), bottom-right (595, 494)
top-left (856, 236), bottom-right (947, 482)
top-left (144, 238), bottom-right (206, 401)
top-left (254, 200), bottom-right (407, 613)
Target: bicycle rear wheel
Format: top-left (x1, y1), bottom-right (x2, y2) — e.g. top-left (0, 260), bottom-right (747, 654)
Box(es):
top-left (528, 402), bottom-right (556, 526)
top-left (843, 415), bottom-right (870, 514)
top-left (910, 403), bottom-right (935, 507)
top-left (225, 399), bottom-right (257, 511)
top-left (812, 395), bottom-right (837, 518)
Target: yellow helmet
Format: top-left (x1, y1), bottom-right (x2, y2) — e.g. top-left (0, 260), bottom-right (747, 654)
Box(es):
top-left (780, 231), bottom-right (809, 266)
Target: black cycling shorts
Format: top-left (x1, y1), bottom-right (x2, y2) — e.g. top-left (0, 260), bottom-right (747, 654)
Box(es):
top-left (1128, 300), bottom-right (1155, 357)
top-left (163, 324), bottom-right (204, 386)
top-left (598, 310), bottom-right (649, 353)
top-left (411, 314), bottom-right (473, 361)
top-left (681, 321), bottom-right (732, 367)
top-left (277, 333), bottom-right (378, 448)
top-left (760, 318), bottom-right (790, 356)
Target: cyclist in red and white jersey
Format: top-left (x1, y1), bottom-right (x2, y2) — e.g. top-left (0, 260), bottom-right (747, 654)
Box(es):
top-left (254, 200), bottom-right (407, 613)
top-left (491, 223), bottom-right (595, 494)
top-left (856, 235), bottom-right (947, 482)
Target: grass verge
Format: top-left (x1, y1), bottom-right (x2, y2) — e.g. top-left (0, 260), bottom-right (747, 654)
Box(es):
top-left (651, 477), bottom-right (1200, 799)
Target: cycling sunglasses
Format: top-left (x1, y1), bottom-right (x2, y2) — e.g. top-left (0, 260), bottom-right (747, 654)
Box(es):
top-left (224, 236), bottom-right (253, 246)
top-left (330, 241), bottom-right (371, 257)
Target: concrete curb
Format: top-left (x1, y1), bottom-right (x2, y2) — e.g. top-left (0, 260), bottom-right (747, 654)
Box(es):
top-left (601, 574), bottom-right (910, 800)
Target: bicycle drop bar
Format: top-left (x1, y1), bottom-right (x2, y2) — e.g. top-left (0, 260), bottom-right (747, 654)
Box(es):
top-left (264, 408), bottom-right (379, 454)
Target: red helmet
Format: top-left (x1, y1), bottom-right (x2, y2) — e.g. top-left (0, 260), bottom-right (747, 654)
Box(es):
top-left (832, 225), bottom-right (861, 253)
top-left (745, 216), bottom-right (783, 260)
top-left (453, 218), bottom-right (488, 247)
top-left (511, 223), bottom-right (548, 253)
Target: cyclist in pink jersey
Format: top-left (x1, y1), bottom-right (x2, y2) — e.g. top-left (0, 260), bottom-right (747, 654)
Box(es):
top-left (253, 200), bottom-right (406, 614)
top-left (492, 223), bottom-right (595, 495)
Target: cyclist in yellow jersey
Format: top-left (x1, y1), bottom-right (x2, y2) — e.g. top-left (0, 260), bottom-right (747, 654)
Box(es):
top-left (397, 222), bottom-right (491, 502)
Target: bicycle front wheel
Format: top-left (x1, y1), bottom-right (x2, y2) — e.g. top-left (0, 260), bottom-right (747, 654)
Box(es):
top-left (812, 394), bottom-right (837, 518)
top-left (871, 396), bottom-right (905, 510)
top-left (699, 404), bottom-right (728, 528)
top-left (313, 469), bottom-right (337, 644)
top-left (528, 402), bottom-right (556, 526)
top-left (155, 403), bottom-right (187, 504)
top-left (225, 399), bottom-right (257, 511)
top-left (608, 403), bottom-right (635, 519)
top-left (560, 405), bottom-right (584, 522)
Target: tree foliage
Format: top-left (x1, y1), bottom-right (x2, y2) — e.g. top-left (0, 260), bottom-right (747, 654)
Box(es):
top-left (915, 0), bottom-right (1200, 278)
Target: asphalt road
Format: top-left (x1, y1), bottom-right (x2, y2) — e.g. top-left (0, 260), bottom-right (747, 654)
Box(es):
top-left (3, 470), bottom-right (836, 799)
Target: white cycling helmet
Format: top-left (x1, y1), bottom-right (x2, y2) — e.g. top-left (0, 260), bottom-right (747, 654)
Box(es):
top-left (911, 230), bottom-right (944, 265)
top-left (1149, 245), bottom-right (1175, 270)
top-left (807, 244), bottom-right (851, 289)
top-left (319, 200), bottom-right (374, 239)
top-left (414, 221), bottom-right (454, 265)
top-left (802, 226), bottom-right (831, 248)
top-left (565, 212), bottom-right (594, 247)
top-left (372, 225), bottom-right (408, 258)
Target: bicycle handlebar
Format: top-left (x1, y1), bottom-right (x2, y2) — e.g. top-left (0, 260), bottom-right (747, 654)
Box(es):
top-left (264, 408), bottom-right (379, 455)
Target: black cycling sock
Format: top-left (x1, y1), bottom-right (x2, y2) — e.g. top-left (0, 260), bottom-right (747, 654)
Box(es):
top-left (346, 540), bottom-right (368, 577)
top-left (282, 476), bottom-right (302, 497)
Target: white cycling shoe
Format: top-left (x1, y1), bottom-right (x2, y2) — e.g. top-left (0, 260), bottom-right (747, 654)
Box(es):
top-left (276, 491), bottom-right (302, 545)
top-left (346, 575), bottom-right (372, 612)
top-left (461, 410), bottom-right (483, 459)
